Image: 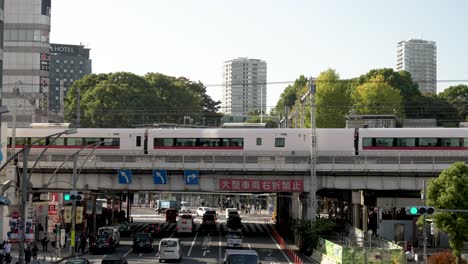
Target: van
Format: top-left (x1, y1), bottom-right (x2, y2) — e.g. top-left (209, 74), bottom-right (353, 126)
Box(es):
top-left (158, 238), bottom-right (182, 262)
top-left (98, 226), bottom-right (120, 246)
top-left (176, 214), bottom-right (194, 234)
top-left (224, 249), bottom-right (260, 264)
top-left (226, 208), bottom-right (238, 218)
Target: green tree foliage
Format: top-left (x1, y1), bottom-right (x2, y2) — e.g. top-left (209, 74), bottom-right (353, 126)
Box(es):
top-left (291, 218), bottom-right (335, 255)
top-left (64, 72), bottom-right (221, 127)
top-left (316, 69), bottom-right (351, 127)
top-left (427, 162), bottom-right (468, 263)
top-left (438, 84), bottom-right (468, 121)
top-left (351, 75), bottom-right (403, 116)
top-left (274, 75), bottom-right (308, 116)
top-left (245, 115), bottom-right (279, 128)
top-left (404, 95), bottom-right (461, 127)
top-left (355, 68), bottom-right (420, 99)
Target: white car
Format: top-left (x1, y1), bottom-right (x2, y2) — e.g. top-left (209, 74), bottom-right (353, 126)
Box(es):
top-left (159, 238), bottom-right (182, 262)
top-left (196, 207), bottom-right (211, 216)
top-left (176, 214), bottom-right (194, 233)
top-left (224, 249), bottom-right (260, 264)
top-left (98, 226), bottom-right (120, 246)
top-left (180, 205), bottom-right (192, 213)
top-left (226, 229), bottom-right (243, 248)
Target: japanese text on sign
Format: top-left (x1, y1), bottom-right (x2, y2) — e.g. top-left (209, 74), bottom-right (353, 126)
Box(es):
top-left (219, 179), bottom-right (304, 192)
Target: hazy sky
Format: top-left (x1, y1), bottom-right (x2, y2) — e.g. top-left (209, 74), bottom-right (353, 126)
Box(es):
top-left (51, 0), bottom-right (468, 110)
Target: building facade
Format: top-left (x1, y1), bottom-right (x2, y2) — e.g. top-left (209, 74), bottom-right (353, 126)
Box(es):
top-left (2, 0), bottom-right (51, 126)
top-left (222, 58), bottom-right (267, 116)
top-left (397, 39), bottom-right (437, 94)
top-left (49, 44), bottom-right (92, 117)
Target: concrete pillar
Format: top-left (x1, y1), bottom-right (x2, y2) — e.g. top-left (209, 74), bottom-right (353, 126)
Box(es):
top-left (362, 205), bottom-right (368, 232)
top-left (145, 192), bottom-right (149, 206)
top-left (353, 203), bottom-right (361, 229)
top-left (352, 191), bottom-right (364, 229)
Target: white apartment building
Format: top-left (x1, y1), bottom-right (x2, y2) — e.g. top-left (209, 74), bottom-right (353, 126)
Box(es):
top-left (397, 39), bottom-right (437, 94)
top-left (2, 0), bottom-right (51, 126)
top-left (222, 58), bottom-right (267, 116)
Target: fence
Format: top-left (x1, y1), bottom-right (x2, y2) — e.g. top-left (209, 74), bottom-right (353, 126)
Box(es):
top-left (270, 227), bottom-right (304, 264)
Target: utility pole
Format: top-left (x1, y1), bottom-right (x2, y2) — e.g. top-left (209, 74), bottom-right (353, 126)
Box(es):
top-left (423, 180), bottom-right (427, 264)
top-left (18, 147), bottom-right (30, 264)
top-left (76, 86), bottom-right (81, 128)
top-left (260, 84), bottom-right (263, 123)
top-left (308, 77), bottom-right (317, 221)
top-left (70, 154), bottom-right (78, 256)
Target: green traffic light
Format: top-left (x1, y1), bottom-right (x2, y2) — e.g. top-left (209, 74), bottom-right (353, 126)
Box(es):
top-left (410, 207), bottom-right (418, 214)
top-left (64, 194), bottom-right (71, 201)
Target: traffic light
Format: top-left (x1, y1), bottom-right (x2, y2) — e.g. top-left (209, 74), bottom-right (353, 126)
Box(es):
top-left (63, 191), bottom-right (84, 202)
top-left (406, 206), bottom-right (435, 216)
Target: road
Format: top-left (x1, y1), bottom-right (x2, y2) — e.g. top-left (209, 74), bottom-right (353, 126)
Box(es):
top-left (81, 207), bottom-right (294, 264)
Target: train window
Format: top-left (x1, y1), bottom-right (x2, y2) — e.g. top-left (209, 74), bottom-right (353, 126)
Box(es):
top-left (31, 138), bottom-right (47, 146)
top-left (275, 138), bottom-right (285, 147)
top-left (256, 138), bottom-right (262, 146)
top-left (136, 136), bottom-right (141, 147)
top-left (13, 137), bottom-right (29, 146)
top-left (375, 138), bottom-right (393, 147)
top-left (102, 138), bottom-right (120, 147)
top-left (176, 138), bottom-right (196, 147)
top-left (362, 138), bottom-right (372, 147)
top-left (397, 138), bottom-right (415, 147)
top-left (419, 138), bottom-right (438, 147)
top-left (48, 138), bottom-right (65, 146)
top-left (440, 138), bottom-right (460, 147)
top-left (222, 139), bottom-right (229, 147)
top-left (84, 138), bottom-right (101, 145)
top-left (199, 138), bottom-right (221, 147)
top-left (464, 138), bottom-right (468, 147)
top-left (154, 138), bottom-right (175, 147)
top-left (230, 138), bottom-right (244, 147)
top-left (66, 138), bottom-right (83, 146)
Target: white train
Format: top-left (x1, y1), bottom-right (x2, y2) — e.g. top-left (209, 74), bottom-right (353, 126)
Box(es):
top-left (7, 127), bottom-right (468, 156)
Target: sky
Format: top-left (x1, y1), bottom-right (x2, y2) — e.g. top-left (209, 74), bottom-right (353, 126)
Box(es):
top-left (51, 0), bottom-right (468, 110)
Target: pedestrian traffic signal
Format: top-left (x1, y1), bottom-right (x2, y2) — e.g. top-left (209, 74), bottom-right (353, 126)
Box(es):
top-left (406, 206), bottom-right (435, 215)
top-left (63, 191), bottom-right (84, 202)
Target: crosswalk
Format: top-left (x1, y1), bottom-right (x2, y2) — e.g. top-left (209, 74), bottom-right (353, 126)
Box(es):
top-left (130, 222), bottom-right (273, 235)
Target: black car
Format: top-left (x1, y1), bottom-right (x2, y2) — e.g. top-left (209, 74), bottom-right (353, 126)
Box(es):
top-left (200, 213), bottom-right (217, 233)
top-left (144, 223), bottom-right (161, 237)
top-left (101, 255), bottom-right (128, 264)
top-left (133, 233), bottom-right (153, 253)
top-left (91, 234), bottom-right (115, 254)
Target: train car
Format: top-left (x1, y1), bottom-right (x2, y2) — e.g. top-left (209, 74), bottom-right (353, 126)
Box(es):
top-left (358, 128), bottom-right (468, 155)
top-left (8, 128), bottom-right (146, 154)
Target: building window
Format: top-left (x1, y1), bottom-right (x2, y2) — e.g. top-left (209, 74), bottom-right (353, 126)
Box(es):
top-left (79, 61), bottom-right (83, 64)
top-left (275, 138), bottom-right (285, 147)
top-left (256, 138), bottom-right (262, 146)
top-left (64, 60), bottom-right (67, 63)
top-left (71, 60), bottom-right (74, 64)
top-left (70, 69), bottom-right (74, 73)
top-left (56, 59), bottom-right (60, 63)
top-left (63, 69), bottom-right (67, 73)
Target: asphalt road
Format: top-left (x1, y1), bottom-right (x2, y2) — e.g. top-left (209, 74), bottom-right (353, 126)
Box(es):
top-left (81, 207), bottom-right (293, 264)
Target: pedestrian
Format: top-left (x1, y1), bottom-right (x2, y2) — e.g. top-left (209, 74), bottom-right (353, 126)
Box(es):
top-left (25, 246), bottom-right (32, 264)
top-left (32, 244), bottom-right (38, 260)
top-left (0, 242), bottom-right (4, 264)
top-left (37, 224), bottom-right (44, 241)
top-left (41, 233), bottom-right (48, 251)
top-left (3, 242), bottom-right (11, 264)
top-left (75, 235), bottom-right (80, 253)
top-left (80, 233), bottom-right (87, 254)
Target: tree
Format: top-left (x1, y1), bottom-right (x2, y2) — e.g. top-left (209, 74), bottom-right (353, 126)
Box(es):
top-left (274, 75), bottom-right (308, 116)
top-left (351, 75), bottom-right (403, 116)
top-left (355, 68), bottom-right (420, 99)
top-left (427, 162), bottom-right (468, 263)
top-left (315, 69), bottom-right (351, 128)
top-left (438, 84), bottom-right (468, 121)
top-left (404, 95), bottom-right (461, 127)
top-left (245, 115), bottom-right (279, 128)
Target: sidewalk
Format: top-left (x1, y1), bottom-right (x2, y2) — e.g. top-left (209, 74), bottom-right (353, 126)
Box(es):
top-left (9, 242), bottom-right (82, 264)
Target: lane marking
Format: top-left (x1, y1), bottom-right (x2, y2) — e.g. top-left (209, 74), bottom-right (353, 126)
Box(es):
top-left (139, 253), bottom-right (142, 257)
top-left (268, 232), bottom-right (293, 264)
top-left (123, 248), bottom-right (132, 257)
top-left (219, 232), bottom-right (222, 264)
top-left (187, 232), bottom-right (198, 256)
top-left (169, 232), bottom-right (175, 238)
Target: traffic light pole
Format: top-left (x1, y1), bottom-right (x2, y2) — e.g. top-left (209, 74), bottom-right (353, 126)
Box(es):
top-left (423, 180), bottom-right (427, 264)
top-left (70, 154), bottom-right (78, 256)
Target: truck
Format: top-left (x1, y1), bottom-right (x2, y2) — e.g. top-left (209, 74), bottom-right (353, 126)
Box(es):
top-left (154, 200), bottom-right (180, 214)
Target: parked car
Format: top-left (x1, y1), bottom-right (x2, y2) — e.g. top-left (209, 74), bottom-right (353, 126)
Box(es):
top-left (133, 233), bottom-right (153, 253)
top-left (176, 214), bottom-right (194, 234)
top-left (144, 223), bottom-right (161, 237)
top-left (91, 234), bottom-right (115, 254)
top-left (101, 255), bottom-right (128, 264)
top-left (196, 207), bottom-right (211, 216)
top-left (226, 229), bottom-right (243, 248)
top-left (165, 209), bottom-right (178, 223)
top-left (158, 238), bottom-right (182, 263)
top-left (224, 249), bottom-right (260, 264)
top-left (98, 226), bottom-right (120, 246)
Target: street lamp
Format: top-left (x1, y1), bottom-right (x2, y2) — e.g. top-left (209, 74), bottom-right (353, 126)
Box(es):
top-left (0, 129), bottom-right (77, 264)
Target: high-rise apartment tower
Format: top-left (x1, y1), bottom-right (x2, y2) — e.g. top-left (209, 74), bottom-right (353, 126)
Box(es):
top-left (222, 58), bottom-right (267, 116)
top-left (397, 39), bottom-right (437, 94)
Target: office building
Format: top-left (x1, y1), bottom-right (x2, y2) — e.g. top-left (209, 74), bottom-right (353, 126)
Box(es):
top-left (2, 0), bottom-right (52, 126)
top-left (49, 44), bottom-right (92, 116)
top-left (397, 39), bottom-right (437, 94)
top-left (222, 58), bottom-right (267, 116)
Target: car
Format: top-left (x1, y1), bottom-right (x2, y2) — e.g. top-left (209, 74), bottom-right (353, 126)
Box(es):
top-left (196, 207), bottom-right (211, 216)
top-left (200, 213), bottom-right (217, 233)
top-left (227, 214), bottom-right (242, 231)
top-left (98, 226), bottom-right (120, 246)
top-left (64, 258), bottom-right (91, 264)
top-left (165, 209), bottom-right (178, 223)
top-left (101, 255), bottom-right (128, 264)
top-left (91, 234), bottom-right (115, 254)
top-left (117, 222), bottom-right (132, 234)
top-left (144, 223), bottom-right (161, 237)
top-left (133, 233), bottom-right (154, 253)
top-left (176, 214), bottom-right (194, 234)
top-left (158, 238), bottom-right (182, 263)
top-left (226, 229), bottom-right (243, 248)
top-left (226, 208), bottom-right (238, 218)
top-left (224, 249), bottom-right (260, 264)
top-left (180, 205), bottom-right (192, 213)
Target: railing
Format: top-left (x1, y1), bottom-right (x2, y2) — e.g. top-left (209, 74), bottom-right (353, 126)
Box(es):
top-left (11, 150), bottom-right (468, 173)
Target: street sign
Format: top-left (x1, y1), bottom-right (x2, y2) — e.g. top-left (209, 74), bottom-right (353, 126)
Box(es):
top-left (118, 169), bottom-right (132, 184)
top-left (184, 170), bottom-right (199, 185)
top-left (64, 207), bottom-right (72, 223)
top-left (0, 195), bottom-right (10, 205)
top-left (10, 210), bottom-right (20, 219)
top-left (153, 170), bottom-right (168, 184)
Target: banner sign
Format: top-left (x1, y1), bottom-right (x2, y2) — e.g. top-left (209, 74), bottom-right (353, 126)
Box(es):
top-left (219, 179), bottom-right (304, 192)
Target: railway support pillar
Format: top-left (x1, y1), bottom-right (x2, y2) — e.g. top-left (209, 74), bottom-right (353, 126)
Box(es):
top-left (352, 190), bottom-right (364, 229)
